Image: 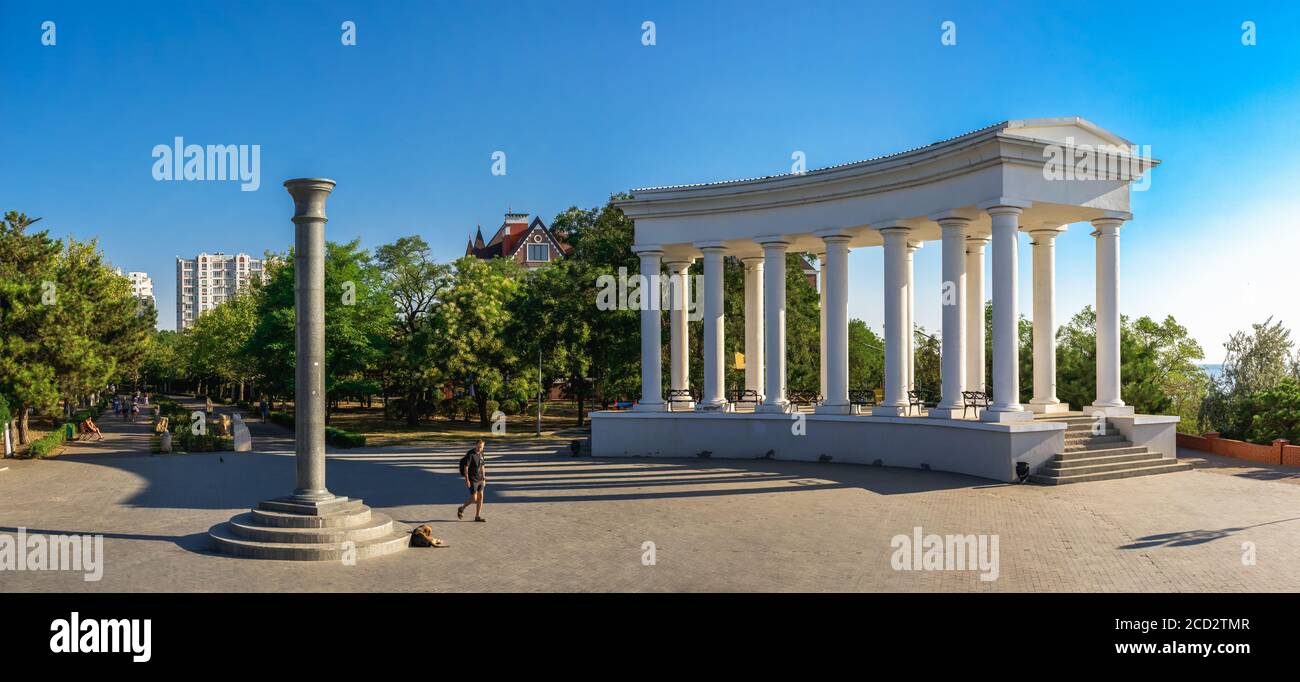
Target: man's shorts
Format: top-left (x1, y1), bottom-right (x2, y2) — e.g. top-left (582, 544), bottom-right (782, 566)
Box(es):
top-left (469, 480), bottom-right (485, 495)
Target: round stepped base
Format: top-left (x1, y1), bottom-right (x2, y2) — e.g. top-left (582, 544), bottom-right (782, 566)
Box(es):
top-left (209, 497), bottom-right (409, 561)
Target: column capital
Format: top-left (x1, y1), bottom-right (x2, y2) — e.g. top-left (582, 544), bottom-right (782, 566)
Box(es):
top-left (965, 234), bottom-right (990, 247)
top-left (662, 259), bottom-right (692, 272)
top-left (906, 239), bottom-right (923, 252)
top-left (1027, 223), bottom-right (1068, 243)
top-left (927, 208), bottom-right (978, 223)
top-left (814, 228), bottom-right (853, 242)
top-left (693, 240), bottom-right (728, 252)
top-left (873, 219), bottom-right (914, 233)
top-left (977, 197), bottom-right (1033, 213)
top-left (740, 255), bottom-right (764, 267)
top-left (755, 235), bottom-right (791, 247)
top-left (631, 244), bottom-right (665, 256)
top-left (1090, 216), bottom-right (1126, 236)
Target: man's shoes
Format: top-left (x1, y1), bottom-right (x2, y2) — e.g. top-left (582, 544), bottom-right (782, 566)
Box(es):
top-left (456, 507), bottom-right (464, 520)
top-left (474, 517), bottom-right (486, 523)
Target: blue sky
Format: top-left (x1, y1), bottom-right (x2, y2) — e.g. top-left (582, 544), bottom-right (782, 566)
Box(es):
top-left (2, 1), bottom-right (1298, 362)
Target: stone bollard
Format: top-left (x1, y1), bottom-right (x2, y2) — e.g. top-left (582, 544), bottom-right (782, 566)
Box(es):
top-left (232, 414), bottom-right (252, 452)
top-left (160, 431), bottom-right (172, 453)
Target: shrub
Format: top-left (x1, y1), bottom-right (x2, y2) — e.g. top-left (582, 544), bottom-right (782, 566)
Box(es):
top-left (499, 399), bottom-right (520, 416)
top-left (269, 411), bottom-right (295, 428)
top-left (1247, 379), bottom-right (1300, 445)
top-left (436, 399), bottom-right (458, 421)
top-left (485, 400), bottom-right (500, 418)
top-left (28, 429), bottom-right (67, 458)
top-left (325, 427), bottom-right (366, 448)
top-left (454, 397), bottom-right (477, 422)
top-left (0, 394), bottom-right (13, 426)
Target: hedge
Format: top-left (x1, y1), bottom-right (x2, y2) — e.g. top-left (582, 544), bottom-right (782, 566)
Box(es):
top-left (29, 428), bottom-right (67, 459)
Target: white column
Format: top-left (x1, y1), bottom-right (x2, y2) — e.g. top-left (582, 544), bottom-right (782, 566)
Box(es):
top-left (980, 201), bottom-right (1033, 423)
top-left (905, 241), bottom-right (919, 391)
top-left (965, 235), bottom-right (988, 393)
top-left (633, 246), bottom-right (665, 411)
top-left (873, 224), bottom-right (911, 416)
top-left (818, 252), bottom-right (828, 401)
top-left (1092, 215), bottom-right (1130, 415)
top-left (1028, 225), bottom-right (1068, 413)
top-left (816, 233), bottom-right (850, 414)
top-left (756, 237), bottom-right (790, 413)
top-left (664, 258), bottom-right (694, 410)
top-left (742, 256), bottom-right (765, 397)
top-left (930, 214), bottom-right (969, 419)
top-left (696, 242), bottom-right (728, 411)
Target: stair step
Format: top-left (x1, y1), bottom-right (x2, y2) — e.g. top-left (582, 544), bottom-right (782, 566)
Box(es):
top-left (1065, 439), bottom-right (1135, 453)
top-left (1044, 455), bottom-right (1166, 474)
top-left (209, 523), bottom-right (410, 561)
top-left (250, 505), bottom-right (373, 528)
top-left (1055, 445), bottom-right (1149, 461)
top-left (1048, 451), bottom-right (1163, 469)
top-left (1030, 462), bottom-right (1193, 485)
top-left (1065, 432), bottom-right (1125, 443)
top-left (227, 511), bottom-right (395, 544)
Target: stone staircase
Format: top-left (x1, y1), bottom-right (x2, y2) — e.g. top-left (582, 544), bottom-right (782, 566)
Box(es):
top-left (209, 497), bottom-right (409, 561)
top-left (1029, 414), bottom-right (1192, 485)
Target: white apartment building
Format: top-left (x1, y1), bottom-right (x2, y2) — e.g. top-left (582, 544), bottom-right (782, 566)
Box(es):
top-left (175, 252), bottom-right (265, 329)
top-left (115, 269), bottom-right (156, 309)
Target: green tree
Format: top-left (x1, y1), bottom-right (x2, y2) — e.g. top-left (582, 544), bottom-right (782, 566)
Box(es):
top-left (0, 212), bottom-right (60, 443)
top-left (848, 319), bottom-right (885, 391)
top-left (1200, 317), bottom-right (1298, 439)
top-left (375, 236), bottom-right (451, 425)
top-left (248, 240), bottom-right (394, 421)
top-left (436, 256), bottom-right (532, 426)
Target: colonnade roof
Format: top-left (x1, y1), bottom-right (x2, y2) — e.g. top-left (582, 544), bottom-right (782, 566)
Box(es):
top-left (617, 117), bottom-right (1158, 259)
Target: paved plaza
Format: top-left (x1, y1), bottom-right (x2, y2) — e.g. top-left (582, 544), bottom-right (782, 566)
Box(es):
top-left (2, 404), bottom-right (1299, 592)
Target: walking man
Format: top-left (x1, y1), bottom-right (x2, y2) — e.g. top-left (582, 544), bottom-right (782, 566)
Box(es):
top-left (456, 439), bottom-right (487, 522)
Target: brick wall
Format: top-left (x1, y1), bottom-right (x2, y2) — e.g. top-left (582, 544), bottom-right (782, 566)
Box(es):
top-left (1178, 432), bottom-right (1300, 466)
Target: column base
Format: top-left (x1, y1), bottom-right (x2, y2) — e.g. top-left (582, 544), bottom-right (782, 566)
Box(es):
top-left (667, 401), bottom-right (695, 412)
top-left (756, 401), bottom-right (790, 414)
top-left (1088, 402), bottom-right (1134, 417)
top-left (633, 402), bottom-right (666, 413)
top-left (1026, 401), bottom-right (1071, 414)
top-left (980, 408), bottom-right (1035, 423)
top-left (871, 404), bottom-right (909, 417)
top-left (927, 406), bottom-right (971, 420)
top-left (695, 400), bottom-right (730, 413)
top-left (815, 402), bottom-right (850, 415)
top-left (209, 496), bottom-right (408, 562)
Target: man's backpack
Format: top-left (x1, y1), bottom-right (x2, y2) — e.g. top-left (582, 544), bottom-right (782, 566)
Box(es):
top-left (459, 451), bottom-right (475, 478)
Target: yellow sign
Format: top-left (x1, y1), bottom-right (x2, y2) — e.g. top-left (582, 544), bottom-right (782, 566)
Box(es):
top-left (734, 352), bottom-right (745, 369)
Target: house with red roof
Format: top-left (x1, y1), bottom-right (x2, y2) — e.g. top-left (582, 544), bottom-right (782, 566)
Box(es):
top-left (464, 212), bottom-right (571, 268)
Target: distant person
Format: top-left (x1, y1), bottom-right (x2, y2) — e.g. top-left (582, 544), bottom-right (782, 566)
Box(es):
top-left (205, 396), bottom-right (214, 415)
top-left (79, 416), bottom-right (102, 441)
top-left (130, 401), bottom-right (140, 423)
top-left (259, 398), bottom-right (269, 423)
top-left (456, 440), bottom-right (488, 522)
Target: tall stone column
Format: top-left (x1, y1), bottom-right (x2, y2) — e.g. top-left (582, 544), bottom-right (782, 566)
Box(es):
top-left (1091, 215), bottom-right (1130, 415)
top-left (965, 235), bottom-right (988, 393)
top-left (633, 246), bottom-right (665, 411)
top-left (287, 178), bottom-right (334, 503)
top-left (905, 241), bottom-right (920, 391)
top-left (697, 242), bottom-right (728, 411)
top-left (1028, 224), bottom-right (1068, 413)
top-left (742, 256), bottom-right (765, 397)
top-left (981, 200), bottom-right (1033, 423)
top-left (873, 224), bottom-right (911, 416)
top-left (816, 232), bottom-right (850, 414)
top-left (664, 258), bottom-right (693, 410)
top-left (818, 251), bottom-right (828, 401)
top-left (756, 237), bottom-right (789, 413)
top-left (930, 214), bottom-right (970, 419)
top-left (209, 178), bottom-right (408, 561)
